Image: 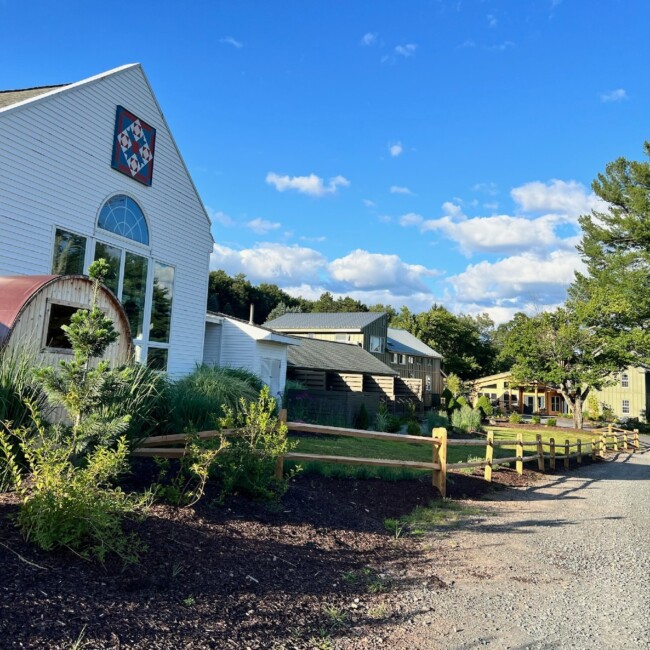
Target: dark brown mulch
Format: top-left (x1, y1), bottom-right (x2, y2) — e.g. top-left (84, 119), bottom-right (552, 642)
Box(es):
top-left (0, 467), bottom-right (538, 649)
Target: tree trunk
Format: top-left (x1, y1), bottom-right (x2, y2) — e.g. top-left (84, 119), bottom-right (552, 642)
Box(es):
top-left (572, 395), bottom-right (583, 430)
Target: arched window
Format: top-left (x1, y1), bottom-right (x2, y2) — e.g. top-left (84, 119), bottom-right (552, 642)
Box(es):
top-left (97, 195), bottom-right (149, 245)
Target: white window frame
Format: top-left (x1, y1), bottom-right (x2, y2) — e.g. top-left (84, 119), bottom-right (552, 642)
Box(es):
top-left (621, 373), bottom-right (629, 388)
top-left (622, 399), bottom-right (630, 415)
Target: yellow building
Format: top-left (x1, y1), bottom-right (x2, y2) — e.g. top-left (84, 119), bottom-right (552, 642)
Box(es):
top-left (471, 365), bottom-right (649, 421)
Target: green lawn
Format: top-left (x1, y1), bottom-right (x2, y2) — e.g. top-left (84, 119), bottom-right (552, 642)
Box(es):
top-left (287, 426), bottom-right (601, 480)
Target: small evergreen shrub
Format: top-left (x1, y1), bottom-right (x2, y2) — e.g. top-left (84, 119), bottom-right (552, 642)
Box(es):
top-left (374, 402), bottom-right (390, 432)
top-left (531, 415), bottom-right (541, 425)
top-left (451, 405), bottom-right (482, 433)
top-left (386, 415), bottom-right (402, 433)
top-left (546, 418), bottom-right (557, 427)
top-left (475, 395), bottom-right (494, 419)
top-left (508, 412), bottom-right (522, 424)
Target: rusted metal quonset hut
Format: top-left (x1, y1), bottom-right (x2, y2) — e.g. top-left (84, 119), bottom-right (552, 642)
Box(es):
top-left (0, 275), bottom-right (132, 365)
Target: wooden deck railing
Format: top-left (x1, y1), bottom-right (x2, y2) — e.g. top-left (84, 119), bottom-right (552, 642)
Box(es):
top-left (131, 413), bottom-right (640, 499)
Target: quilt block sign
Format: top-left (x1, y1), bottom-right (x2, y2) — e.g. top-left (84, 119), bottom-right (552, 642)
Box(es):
top-left (111, 106), bottom-right (156, 186)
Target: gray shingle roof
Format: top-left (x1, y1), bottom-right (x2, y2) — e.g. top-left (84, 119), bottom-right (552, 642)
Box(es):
top-left (288, 338), bottom-right (397, 376)
top-left (266, 311), bottom-right (385, 331)
top-left (0, 85), bottom-right (68, 110)
top-left (386, 328), bottom-right (442, 358)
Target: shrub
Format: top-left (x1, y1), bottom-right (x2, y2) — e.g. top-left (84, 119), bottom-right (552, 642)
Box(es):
top-left (546, 418), bottom-right (557, 427)
top-left (2, 422), bottom-right (147, 564)
top-left (441, 387), bottom-right (453, 408)
top-left (406, 420), bottom-right (422, 436)
top-left (456, 395), bottom-right (469, 408)
top-left (508, 412), bottom-right (522, 424)
top-left (585, 393), bottom-right (600, 421)
top-left (531, 415), bottom-right (541, 425)
top-left (426, 410), bottom-right (449, 432)
top-left (385, 415), bottom-right (401, 433)
top-left (374, 402), bottom-right (390, 432)
top-left (451, 405), bottom-right (482, 433)
top-left (217, 386), bottom-right (295, 501)
top-left (475, 395), bottom-right (494, 419)
top-left (353, 403), bottom-right (369, 430)
top-left (170, 365), bottom-right (261, 433)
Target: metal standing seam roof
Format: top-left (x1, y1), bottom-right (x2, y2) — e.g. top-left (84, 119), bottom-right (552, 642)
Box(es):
top-left (265, 311), bottom-right (386, 331)
top-left (288, 337), bottom-right (397, 376)
top-left (386, 327), bottom-right (443, 359)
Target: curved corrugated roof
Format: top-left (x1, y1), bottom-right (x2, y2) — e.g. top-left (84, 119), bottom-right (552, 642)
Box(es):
top-left (0, 275), bottom-right (59, 343)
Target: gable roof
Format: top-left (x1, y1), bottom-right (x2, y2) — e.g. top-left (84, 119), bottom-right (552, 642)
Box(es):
top-left (288, 337), bottom-right (397, 376)
top-left (0, 64), bottom-right (213, 240)
top-left (205, 311), bottom-right (298, 345)
top-left (0, 85), bottom-right (69, 110)
top-left (266, 311), bottom-right (385, 331)
top-left (387, 328), bottom-right (442, 359)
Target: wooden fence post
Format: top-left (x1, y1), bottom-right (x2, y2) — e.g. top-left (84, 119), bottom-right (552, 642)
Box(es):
top-left (633, 429), bottom-right (639, 452)
top-left (564, 440), bottom-right (570, 470)
top-left (536, 434), bottom-right (544, 471)
top-left (275, 409), bottom-right (288, 479)
top-left (607, 424), bottom-right (613, 452)
top-left (600, 430), bottom-right (607, 458)
top-left (623, 430), bottom-right (628, 451)
top-left (432, 427), bottom-right (447, 498)
top-left (484, 430), bottom-right (494, 482)
top-left (577, 439), bottom-right (582, 464)
top-left (592, 436), bottom-right (597, 461)
top-left (516, 432), bottom-right (523, 476)
top-left (549, 438), bottom-right (556, 470)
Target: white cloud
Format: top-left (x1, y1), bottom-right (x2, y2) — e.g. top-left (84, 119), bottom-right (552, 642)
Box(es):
top-left (266, 172), bottom-right (350, 197)
top-left (299, 235), bottom-right (327, 243)
top-left (472, 182), bottom-right (498, 196)
top-left (378, 215), bottom-right (392, 223)
top-left (210, 243), bottom-right (327, 283)
top-left (395, 43), bottom-right (417, 57)
top-left (246, 218), bottom-right (281, 234)
top-left (389, 141), bottom-right (403, 157)
top-left (390, 185), bottom-right (413, 195)
top-left (220, 36), bottom-right (243, 49)
top-left (398, 212), bottom-right (424, 227)
top-left (207, 208), bottom-right (234, 227)
top-left (363, 199), bottom-right (377, 208)
top-left (448, 249), bottom-right (584, 307)
top-left (329, 249), bottom-right (438, 293)
top-left (600, 88), bottom-right (628, 103)
top-left (361, 32), bottom-right (378, 46)
top-left (511, 179), bottom-right (602, 216)
top-left (458, 40), bottom-right (476, 49)
top-left (487, 14), bottom-right (498, 28)
top-left (488, 40), bottom-right (514, 51)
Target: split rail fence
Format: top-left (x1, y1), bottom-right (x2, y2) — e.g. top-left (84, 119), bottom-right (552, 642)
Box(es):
top-left (132, 417), bottom-right (640, 499)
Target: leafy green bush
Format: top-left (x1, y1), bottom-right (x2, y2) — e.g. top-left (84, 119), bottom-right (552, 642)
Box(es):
top-left (217, 387), bottom-right (295, 501)
top-left (386, 415), bottom-right (401, 433)
top-left (531, 415), bottom-right (541, 425)
top-left (353, 403), bottom-right (369, 430)
top-left (585, 393), bottom-right (600, 421)
top-left (456, 395), bottom-right (469, 408)
top-left (406, 420), bottom-right (422, 436)
top-left (451, 405), bottom-right (482, 433)
top-left (546, 418), bottom-right (557, 427)
top-left (170, 365), bottom-right (261, 433)
top-left (508, 412), bottom-right (522, 424)
top-left (2, 423), bottom-right (147, 563)
top-left (441, 387), bottom-right (453, 408)
top-left (475, 395), bottom-right (494, 419)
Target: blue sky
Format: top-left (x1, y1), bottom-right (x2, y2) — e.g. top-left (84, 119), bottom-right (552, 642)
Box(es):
top-left (2, 1), bottom-right (649, 322)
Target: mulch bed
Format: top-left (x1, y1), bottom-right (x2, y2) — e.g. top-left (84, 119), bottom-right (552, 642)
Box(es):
top-left (0, 465), bottom-right (540, 649)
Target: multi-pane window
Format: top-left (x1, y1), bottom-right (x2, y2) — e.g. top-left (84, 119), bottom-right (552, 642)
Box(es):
top-left (622, 400), bottom-right (630, 415)
top-left (621, 373), bottom-right (629, 388)
top-left (551, 395), bottom-right (562, 412)
top-left (98, 195), bottom-right (150, 245)
top-left (369, 335), bottom-right (385, 353)
top-left (52, 229), bottom-right (87, 275)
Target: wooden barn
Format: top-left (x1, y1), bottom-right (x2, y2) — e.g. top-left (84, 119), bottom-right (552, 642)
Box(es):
top-left (0, 275), bottom-right (132, 366)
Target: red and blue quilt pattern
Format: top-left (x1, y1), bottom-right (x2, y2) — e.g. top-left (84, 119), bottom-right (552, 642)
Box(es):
top-left (111, 105), bottom-right (156, 186)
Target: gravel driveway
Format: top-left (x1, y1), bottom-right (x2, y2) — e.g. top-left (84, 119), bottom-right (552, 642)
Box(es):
top-left (362, 443), bottom-right (650, 650)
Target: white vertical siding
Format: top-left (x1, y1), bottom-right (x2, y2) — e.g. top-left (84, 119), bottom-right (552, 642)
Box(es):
top-left (218, 319), bottom-right (257, 371)
top-left (0, 65), bottom-right (213, 377)
top-left (257, 341), bottom-right (289, 397)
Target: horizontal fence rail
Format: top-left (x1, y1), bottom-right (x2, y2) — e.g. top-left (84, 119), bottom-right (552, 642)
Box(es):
top-left (131, 413), bottom-right (641, 499)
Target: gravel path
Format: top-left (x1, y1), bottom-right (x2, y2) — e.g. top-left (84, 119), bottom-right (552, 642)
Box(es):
top-left (366, 444), bottom-right (650, 650)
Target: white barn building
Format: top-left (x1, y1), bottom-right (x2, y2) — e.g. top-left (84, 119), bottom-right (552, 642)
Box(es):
top-left (0, 64), bottom-right (214, 375)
